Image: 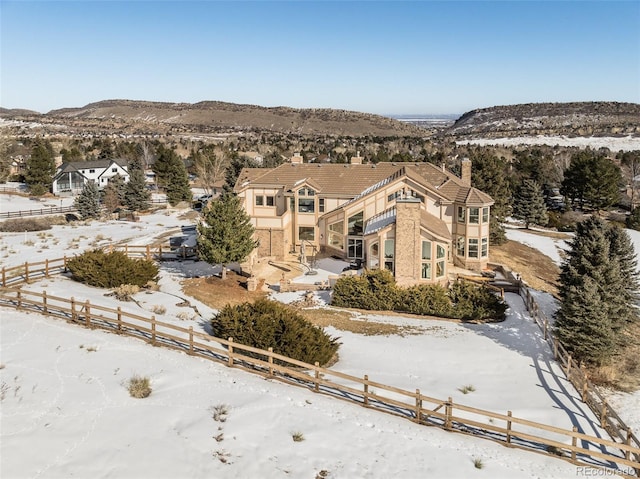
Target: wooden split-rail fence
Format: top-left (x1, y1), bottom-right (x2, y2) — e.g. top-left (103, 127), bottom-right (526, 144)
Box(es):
top-left (0, 254), bottom-right (639, 476)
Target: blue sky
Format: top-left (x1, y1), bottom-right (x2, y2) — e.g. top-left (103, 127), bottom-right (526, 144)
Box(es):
top-left (1, 1), bottom-right (639, 115)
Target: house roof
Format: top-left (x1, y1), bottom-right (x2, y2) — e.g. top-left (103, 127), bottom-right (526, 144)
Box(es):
top-left (362, 205), bottom-right (452, 242)
top-left (56, 159), bottom-right (129, 174)
top-left (235, 161), bottom-right (493, 206)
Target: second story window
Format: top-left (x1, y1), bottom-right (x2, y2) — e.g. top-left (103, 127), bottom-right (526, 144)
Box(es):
top-left (255, 195), bottom-right (264, 206)
top-left (457, 206), bottom-right (465, 223)
top-left (482, 207), bottom-right (489, 223)
top-left (469, 207), bottom-right (479, 224)
top-left (266, 196), bottom-right (275, 207)
top-left (298, 198), bottom-right (314, 213)
top-left (319, 198), bottom-right (325, 213)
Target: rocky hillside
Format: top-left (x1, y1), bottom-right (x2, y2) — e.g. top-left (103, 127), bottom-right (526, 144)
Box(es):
top-left (447, 102), bottom-right (640, 138)
top-left (21, 99), bottom-right (423, 137)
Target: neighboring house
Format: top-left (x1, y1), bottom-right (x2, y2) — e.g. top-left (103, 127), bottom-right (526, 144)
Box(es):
top-left (235, 154), bottom-right (494, 285)
top-left (52, 159), bottom-right (129, 195)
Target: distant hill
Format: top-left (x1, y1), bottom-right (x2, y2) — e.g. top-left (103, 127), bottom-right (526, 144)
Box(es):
top-left (0, 107), bottom-right (41, 117)
top-left (447, 102), bottom-right (640, 138)
top-left (36, 99), bottom-right (424, 137)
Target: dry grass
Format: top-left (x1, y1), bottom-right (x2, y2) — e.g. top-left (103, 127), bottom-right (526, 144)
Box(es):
top-left (112, 284), bottom-right (140, 301)
top-left (127, 375), bottom-right (152, 398)
top-left (181, 272), bottom-right (267, 309)
top-left (301, 308), bottom-right (422, 336)
top-left (291, 431), bottom-right (305, 442)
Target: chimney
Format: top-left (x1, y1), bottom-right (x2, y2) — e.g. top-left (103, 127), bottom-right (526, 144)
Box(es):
top-left (350, 151), bottom-right (363, 165)
top-left (291, 152), bottom-right (303, 164)
top-left (461, 158), bottom-right (472, 186)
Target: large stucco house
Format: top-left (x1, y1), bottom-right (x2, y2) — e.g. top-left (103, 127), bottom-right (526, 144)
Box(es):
top-left (235, 154), bottom-right (493, 285)
top-left (52, 159), bottom-right (129, 195)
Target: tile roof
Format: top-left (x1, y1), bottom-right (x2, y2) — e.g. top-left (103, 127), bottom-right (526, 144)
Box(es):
top-left (420, 210), bottom-right (452, 241)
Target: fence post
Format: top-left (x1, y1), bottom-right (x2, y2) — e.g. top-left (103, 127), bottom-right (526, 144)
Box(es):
top-left (16, 290), bottom-right (22, 309)
top-left (63, 255), bottom-right (67, 273)
top-left (600, 402), bottom-right (608, 430)
top-left (625, 428), bottom-right (632, 460)
top-left (117, 307), bottom-right (122, 332)
top-left (268, 347), bottom-right (274, 376)
top-left (70, 297), bottom-right (76, 321)
top-left (125, 244), bottom-right (129, 256)
top-left (314, 362), bottom-right (320, 392)
top-left (228, 337), bottom-right (234, 367)
top-left (42, 290), bottom-right (48, 314)
top-left (566, 354), bottom-right (572, 376)
top-left (506, 410), bottom-right (512, 445)
top-left (85, 300), bottom-right (91, 327)
top-left (2, 267), bottom-right (5, 287)
top-left (363, 375), bottom-right (369, 407)
top-left (151, 315), bottom-right (156, 345)
top-left (45, 259), bottom-right (50, 278)
top-left (146, 245), bottom-right (151, 261)
top-left (415, 389), bottom-right (422, 424)
top-left (189, 327), bottom-right (194, 355)
top-left (24, 262), bottom-right (29, 282)
top-left (445, 397), bottom-right (453, 430)
top-left (571, 426), bottom-right (577, 460)
top-left (553, 339), bottom-right (559, 360)
top-left (543, 318), bottom-right (548, 340)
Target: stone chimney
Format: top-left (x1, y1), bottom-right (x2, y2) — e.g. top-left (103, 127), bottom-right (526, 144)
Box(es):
top-left (291, 152), bottom-right (303, 164)
top-left (461, 158), bottom-right (472, 186)
top-left (394, 197), bottom-right (422, 286)
top-left (350, 151), bottom-right (363, 165)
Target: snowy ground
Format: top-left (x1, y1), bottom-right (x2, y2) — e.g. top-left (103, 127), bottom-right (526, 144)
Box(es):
top-left (1, 192), bottom-right (638, 478)
top-left (459, 136), bottom-right (640, 152)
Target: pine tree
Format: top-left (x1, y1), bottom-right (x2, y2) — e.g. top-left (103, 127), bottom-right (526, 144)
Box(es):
top-left (152, 145), bottom-right (191, 206)
top-left (606, 225), bottom-right (640, 328)
top-left (25, 140), bottom-right (56, 196)
top-left (74, 181), bottom-right (101, 219)
top-left (197, 192), bottom-right (258, 280)
top-left (555, 217), bottom-right (637, 365)
top-left (561, 150), bottom-right (622, 211)
top-left (102, 174), bottom-right (126, 213)
top-left (224, 154), bottom-right (259, 192)
top-left (512, 179), bottom-right (548, 229)
top-left (124, 158), bottom-right (151, 211)
top-left (468, 149), bottom-right (511, 244)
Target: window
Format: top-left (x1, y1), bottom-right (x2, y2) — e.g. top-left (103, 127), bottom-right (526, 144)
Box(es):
top-left (298, 187), bottom-right (315, 197)
top-left (421, 240), bottom-right (431, 260)
top-left (319, 198), bottom-right (325, 213)
top-left (482, 207), bottom-right (489, 223)
top-left (369, 242), bottom-right (379, 268)
top-left (436, 260), bottom-right (445, 277)
top-left (328, 220), bottom-right (344, 250)
top-left (456, 236), bottom-right (465, 257)
top-left (111, 168), bottom-right (118, 173)
top-left (347, 211), bottom-right (364, 235)
top-left (388, 190), bottom-right (401, 202)
top-left (421, 263), bottom-right (432, 279)
top-left (299, 227), bottom-right (314, 241)
top-left (266, 196), bottom-right (275, 207)
top-left (469, 207), bottom-right (479, 224)
top-left (384, 239), bottom-right (394, 271)
top-left (298, 198), bottom-right (315, 213)
top-left (468, 239), bottom-right (479, 258)
top-left (289, 197), bottom-right (295, 211)
top-left (457, 206), bottom-right (465, 223)
top-left (348, 238), bottom-right (363, 258)
top-left (481, 237), bottom-right (488, 257)
top-left (89, 169), bottom-right (95, 173)
top-left (436, 246), bottom-right (446, 277)
top-left (437, 244), bottom-right (445, 259)
top-left (255, 195), bottom-right (264, 206)
top-left (421, 240), bottom-right (432, 280)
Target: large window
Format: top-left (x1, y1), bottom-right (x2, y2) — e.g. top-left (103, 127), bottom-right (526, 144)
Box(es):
top-left (299, 227), bottom-right (314, 241)
top-left (457, 206), bottom-right (465, 223)
top-left (347, 211), bottom-right (364, 235)
top-left (456, 236), bottom-right (465, 257)
top-left (468, 238), bottom-right (479, 258)
top-left (421, 240), bottom-right (432, 280)
top-left (298, 198), bottom-right (315, 213)
top-left (469, 207), bottom-right (479, 224)
top-left (348, 238), bottom-right (363, 258)
top-left (481, 237), bottom-right (488, 257)
top-left (482, 207), bottom-right (489, 223)
top-left (384, 239), bottom-right (394, 271)
top-left (328, 220), bottom-right (344, 250)
top-left (436, 244), bottom-right (446, 278)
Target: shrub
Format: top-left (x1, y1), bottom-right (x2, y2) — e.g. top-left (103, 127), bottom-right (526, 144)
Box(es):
top-left (67, 249), bottom-right (159, 288)
top-left (212, 299), bottom-right (339, 366)
top-left (127, 375), bottom-right (152, 398)
top-left (448, 281), bottom-right (507, 321)
top-left (291, 431), bottom-right (305, 442)
top-left (0, 218), bottom-right (52, 232)
top-left (112, 284), bottom-right (140, 301)
top-left (332, 269), bottom-right (399, 311)
top-left (401, 284), bottom-right (454, 317)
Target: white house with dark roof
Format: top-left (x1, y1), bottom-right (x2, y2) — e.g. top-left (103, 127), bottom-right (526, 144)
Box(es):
top-left (52, 159), bottom-right (129, 195)
top-left (234, 154), bottom-right (494, 285)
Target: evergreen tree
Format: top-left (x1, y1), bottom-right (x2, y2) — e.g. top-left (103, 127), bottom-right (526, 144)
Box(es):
top-left (197, 192), bottom-right (258, 280)
top-left (224, 154), bottom-right (259, 192)
top-left (561, 150), bottom-right (622, 211)
top-left (626, 207), bottom-right (640, 230)
top-left (124, 158), bottom-right (151, 211)
top-left (512, 179), bottom-right (548, 229)
top-left (74, 181), bottom-right (101, 219)
top-left (152, 145), bottom-right (191, 206)
top-left (555, 217), bottom-right (637, 365)
top-left (468, 149), bottom-right (511, 244)
top-left (25, 140), bottom-right (56, 196)
top-left (606, 225), bottom-right (640, 322)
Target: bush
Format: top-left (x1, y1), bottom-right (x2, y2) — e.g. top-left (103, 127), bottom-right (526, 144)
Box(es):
top-left (0, 218), bottom-right (52, 232)
top-left (67, 249), bottom-right (159, 288)
top-left (332, 273), bottom-right (507, 321)
top-left (127, 375), bottom-right (152, 398)
top-left (212, 299), bottom-right (339, 366)
top-left (112, 284), bottom-right (140, 301)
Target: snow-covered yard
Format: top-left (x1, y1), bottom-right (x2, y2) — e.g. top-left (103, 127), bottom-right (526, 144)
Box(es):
top-left (1, 193), bottom-right (638, 478)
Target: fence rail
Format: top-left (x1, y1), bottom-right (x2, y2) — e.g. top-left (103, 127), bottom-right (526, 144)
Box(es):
top-left (0, 206), bottom-right (77, 219)
top-left (0, 254), bottom-right (639, 475)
